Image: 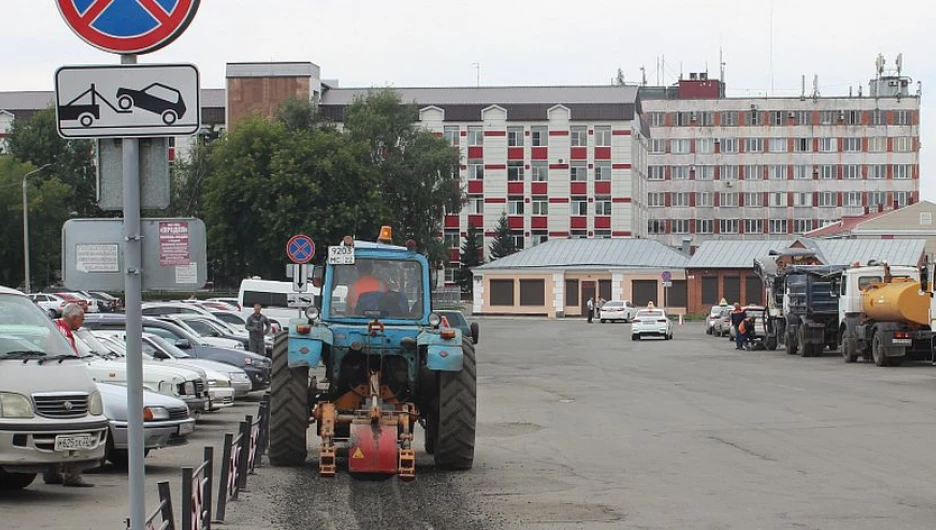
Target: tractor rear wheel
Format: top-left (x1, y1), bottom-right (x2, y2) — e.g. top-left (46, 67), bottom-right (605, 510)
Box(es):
top-left (269, 332), bottom-right (309, 466)
top-left (432, 338), bottom-right (477, 470)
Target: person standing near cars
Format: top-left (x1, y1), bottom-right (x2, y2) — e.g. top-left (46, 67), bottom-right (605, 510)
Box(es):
top-left (586, 297), bottom-right (595, 324)
top-left (44, 303), bottom-right (93, 487)
top-left (730, 303), bottom-right (746, 350)
top-left (245, 304), bottom-right (272, 355)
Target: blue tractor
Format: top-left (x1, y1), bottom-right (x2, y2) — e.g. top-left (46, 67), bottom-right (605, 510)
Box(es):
top-left (268, 228), bottom-right (477, 479)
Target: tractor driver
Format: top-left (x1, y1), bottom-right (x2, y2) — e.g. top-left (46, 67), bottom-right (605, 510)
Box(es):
top-left (348, 260), bottom-right (386, 315)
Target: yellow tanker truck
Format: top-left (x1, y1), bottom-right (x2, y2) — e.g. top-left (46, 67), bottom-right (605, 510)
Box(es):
top-left (836, 262), bottom-right (935, 366)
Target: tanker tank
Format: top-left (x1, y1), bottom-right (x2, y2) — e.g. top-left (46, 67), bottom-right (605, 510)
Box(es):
top-left (861, 278), bottom-right (929, 326)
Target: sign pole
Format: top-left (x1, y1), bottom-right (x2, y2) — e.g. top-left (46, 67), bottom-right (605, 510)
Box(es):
top-left (121, 53), bottom-right (146, 530)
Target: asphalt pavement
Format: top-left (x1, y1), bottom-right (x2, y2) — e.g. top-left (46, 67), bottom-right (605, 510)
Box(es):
top-left (221, 319), bottom-right (936, 530)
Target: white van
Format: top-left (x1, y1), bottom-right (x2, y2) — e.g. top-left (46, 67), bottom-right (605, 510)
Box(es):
top-left (238, 278), bottom-right (320, 330)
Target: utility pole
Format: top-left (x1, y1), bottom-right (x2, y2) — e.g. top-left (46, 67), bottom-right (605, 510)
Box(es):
top-left (472, 63), bottom-right (480, 87)
top-left (22, 163), bottom-right (52, 293)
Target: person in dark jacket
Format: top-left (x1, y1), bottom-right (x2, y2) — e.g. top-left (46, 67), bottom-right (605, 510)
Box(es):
top-left (730, 303), bottom-right (746, 350)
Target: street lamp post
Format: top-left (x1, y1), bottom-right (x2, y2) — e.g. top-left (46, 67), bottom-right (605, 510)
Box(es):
top-left (22, 163), bottom-right (53, 294)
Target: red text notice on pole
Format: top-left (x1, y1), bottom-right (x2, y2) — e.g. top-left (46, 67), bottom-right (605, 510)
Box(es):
top-left (159, 221), bottom-right (190, 266)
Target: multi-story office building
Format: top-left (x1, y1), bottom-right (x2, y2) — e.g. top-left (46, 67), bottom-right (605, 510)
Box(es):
top-left (639, 68), bottom-right (921, 247)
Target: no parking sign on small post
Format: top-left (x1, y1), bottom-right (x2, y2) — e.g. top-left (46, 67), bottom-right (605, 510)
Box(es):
top-left (662, 271), bottom-right (672, 309)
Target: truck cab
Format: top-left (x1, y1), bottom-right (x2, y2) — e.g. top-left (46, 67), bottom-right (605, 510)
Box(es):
top-left (836, 264), bottom-right (918, 326)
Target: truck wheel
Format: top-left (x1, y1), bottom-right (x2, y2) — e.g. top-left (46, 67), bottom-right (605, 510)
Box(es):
top-left (432, 338), bottom-right (477, 470)
top-left (871, 333), bottom-right (889, 367)
top-left (842, 337), bottom-right (859, 363)
top-left (765, 336), bottom-right (778, 351)
top-left (785, 331), bottom-right (797, 355)
top-left (0, 470), bottom-right (36, 490)
top-left (269, 332), bottom-right (309, 466)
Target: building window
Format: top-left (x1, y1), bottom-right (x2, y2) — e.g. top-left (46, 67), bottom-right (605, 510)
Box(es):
top-left (868, 191), bottom-right (886, 208)
top-left (769, 192), bottom-right (786, 207)
top-left (648, 166), bottom-right (665, 181)
top-left (518, 279), bottom-right (544, 306)
top-left (921, 212), bottom-right (933, 225)
top-left (489, 280), bottom-right (515, 306)
top-left (571, 199), bottom-right (588, 215)
top-left (595, 126), bottom-right (612, 147)
top-left (696, 138), bottom-right (715, 154)
top-left (697, 192), bottom-right (713, 207)
top-left (570, 162), bottom-right (587, 182)
top-left (844, 165), bottom-right (861, 180)
top-left (893, 164), bottom-right (911, 180)
top-left (649, 139), bottom-right (666, 153)
top-left (842, 137), bottom-right (861, 152)
top-left (769, 165), bottom-right (788, 180)
top-left (818, 165), bottom-right (836, 180)
top-left (820, 110), bottom-right (837, 125)
top-left (648, 219), bottom-right (666, 234)
top-left (771, 111), bottom-right (784, 125)
top-left (531, 126), bottom-right (548, 147)
top-left (868, 137), bottom-right (886, 152)
top-left (745, 137), bottom-right (764, 153)
top-left (721, 111), bottom-right (738, 126)
top-left (444, 126), bottom-right (460, 146)
top-left (507, 126), bottom-right (524, 147)
top-left (468, 196), bottom-right (484, 214)
top-left (894, 137), bottom-right (913, 152)
top-left (696, 219), bottom-right (713, 234)
top-left (571, 126), bottom-right (588, 147)
top-left (671, 139), bottom-right (690, 154)
top-left (719, 138), bottom-right (739, 153)
top-left (794, 165), bottom-right (813, 180)
top-left (768, 138), bottom-right (787, 153)
top-left (675, 112), bottom-right (693, 126)
top-left (819, 138), bottom-right (837, 152)
top-left (720, 165), bottom-right (739, 180)
top-left (444, 232), bottom-right (460, 248)
top-left (793, 192), bottom-right (813, 207)
top-left (511, 232), bottom-right (525, 251)
top-left (444, 267), bottom-right (456, 283)
top-left (894, 110), bottom-right (911, 125)
top-left (745, 219), bottom-right (764, 234)
top-left (672, 192), bottom-right (690, 207)
top-left (844, 192), bottom-right (861, 207)
top-left (595, 161), bottom-right (611, 181)
top-left (818, 192), bottom-right (836, 207)
top-left (648, 192), bottom-right (665, 207)
top-left (744, 165), bottom-right (763, 180)
top-left (795, 111), bottom-right (811, 125)
top-left (745, 110), bottom-right (761, 126)
top-left (894, 191), bottom-right (909, 207)
top-left (468, 160), bottom-right (484, 180)
top-left (531, 233), bottom-right (549, 246)
top-left (720, 219), bottom-right (739, 234)
top-left (531, 161), bottom-right (548, 181)
top-left (671, 166), bottom-right (690, 180)
top-left (507, 161), bottom-right (524, 181)
top-left (846, 110), bottom-right (862, 125)
top-left (794, 138), bottom-right (811, 152)
top-left (869, 109), bottom-right (886, 126)
top-left (697, 111), bottom-right (715, 126)
top-left (745, 192), bottom-right (763, 207)
top-left (720, 192), bottom-right (739, 207)
top-left (531, 200), bottom-right (548, 215)
top-left (508, 199), bottom-right (524, 215)
top-left (648, 112), bottom-right (665, 127)
top-left (793, 219), bottom-right (812, 234)
top-left (769, 219), bottom-right (788, 234)
top-left (868, 164), bottom-right (886, 180)
top-left (672, 220), bottom-right (690, 234)
top-left (595, 200), bottom-right (612, 215)
top-left (467, 126), bottom-right (483, 146)
top-left (696, 165), bottom-right (714, 180)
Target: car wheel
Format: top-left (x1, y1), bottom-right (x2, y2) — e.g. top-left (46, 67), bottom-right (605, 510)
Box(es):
top-left (600, 319), bottom-right (606, 323)
top-left (117, 95), bottom-right (134, 110)
top-left (631, 334), bottom-right (638, 341)
top-left (162, 110), bottom-right (178, 125)
top-left (0, 469), bottom-right (36, 490)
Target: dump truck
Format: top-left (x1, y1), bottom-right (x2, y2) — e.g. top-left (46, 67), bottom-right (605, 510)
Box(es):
top-left (754, 249), bottom-right (845, 356)
top-left (268, 227), bottom-right (477, 479)
top-left (836, 261), bottom-right (935, 366)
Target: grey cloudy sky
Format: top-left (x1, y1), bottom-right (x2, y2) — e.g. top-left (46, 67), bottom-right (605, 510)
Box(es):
top-left (3, 1), bottom-right (933, 198)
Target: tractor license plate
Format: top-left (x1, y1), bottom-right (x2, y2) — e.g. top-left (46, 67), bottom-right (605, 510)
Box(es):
top-left (54, 434), bottom-right (96, 452)
top-left (892, 338), bottom-right (912, 345)
top-left (328, 246), bottom-right (355, 265)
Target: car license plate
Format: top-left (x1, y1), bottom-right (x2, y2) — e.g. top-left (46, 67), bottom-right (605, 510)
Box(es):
top-left (892, 338), bottom-right (912, 345)
top-left (178, 422), bottom-right (195, 436)
top-left (328, 245), bottom-right (355, 265)
top-left (54, 434), bottom-right (96, 452)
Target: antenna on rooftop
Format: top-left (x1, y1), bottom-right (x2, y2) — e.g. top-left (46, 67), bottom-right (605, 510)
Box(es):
top-left (719, 48), bottom-right (725, 84)
top-left (471, 63), bottom-right (480, 87)
top-left (640, 66), bottom-right (647, 86)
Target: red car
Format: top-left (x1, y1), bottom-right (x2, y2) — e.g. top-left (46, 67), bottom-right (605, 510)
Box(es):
top-left (57, 292), bottom-right (89, 312)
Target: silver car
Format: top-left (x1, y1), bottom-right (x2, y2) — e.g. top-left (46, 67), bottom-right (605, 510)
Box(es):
top-left (97, 383), bottom-right (195, 466)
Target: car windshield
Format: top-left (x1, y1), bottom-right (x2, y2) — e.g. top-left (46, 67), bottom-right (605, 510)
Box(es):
top-left (329, 258), bottom-right (425, 319)
top-left (185, 319), bottom-right (222, 337)
top-left (637, 310), bottom-right (665, 319)
top-left (98, 335), bottom-right (127, 356)
top-left (75, 328), bottom-right (120, 357)
top-left (603, 301), bottom-right (623, 308)
top-left (147, 335), bottom-right (193, 358)
top-left (201, 318), bottom-right (237, 334)
top-left (0, 293), bottom-right (76, 358)
top-left (710, 306), bottom-right (725, 316)
top-left (214, 312), bottom-right (245, 326)
top-left (745, 310), bottom-right (765, 318)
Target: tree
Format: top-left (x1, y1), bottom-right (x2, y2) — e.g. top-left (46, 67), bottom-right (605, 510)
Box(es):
top-left (456, 222), bottom-right (483, 294)
top-left (342, 89), bottom-right (462, 265)
top-left (489, 212), bottom-right (517, 260)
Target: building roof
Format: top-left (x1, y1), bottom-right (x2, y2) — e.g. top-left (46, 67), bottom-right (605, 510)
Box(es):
top-left (803, 209), bottom-right (893, 238)
top-left (686, 239), bottom-right (795, 269)
top-left (475, 238), bottom-right (688, 271)
top-left (322, 85), bottom-right (640, 106)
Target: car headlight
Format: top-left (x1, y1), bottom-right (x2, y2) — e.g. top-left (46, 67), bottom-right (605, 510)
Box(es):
top-left (243, 357), bottom-right (252, 365)
top-left (158, 380), bottom-right (175, 395)
top-left (305, 306), bottom-right (319, 321)
top-left (184, 381), bottom-right (196, 395)
top-left (143, 406), bottom-right (170, 421)
top-left (88, 390), bottom-right (103, 416)
top-left (230, 372), bottom-right (249, 382)
top-left (0, 392), bottom-right (34, 419)
top-left (216, 379), bottom-right (231, 388)
top-left (428, 312), bottom-right (441, 327)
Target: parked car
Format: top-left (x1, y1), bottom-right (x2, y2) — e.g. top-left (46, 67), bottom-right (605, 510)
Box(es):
top-left (28, 293), bottom-right (68, 318)
top-left (88, 291), bottom-right (121, 312)
top-left (142, 301), bottom-right (214, 318)
top-left (436, 310), bottom-right (480, 344)
top-left (157, 314), bottom-right (246, 350)
top-left (96, 382), bottom-right (195, 466)
top-left (631, 305), bottom-right (674, 341)
top-left (56, 292), bottom-right (91, 313)
top-left (729, 306), bottom-right (767, 340)
top-left (711, 307), bottom-right (734, 337)
top-left (82, 314), bottom-right (271, 391)
top-left (210, 310), bottom-right (247, 328)
top-left (705, 304), bottom-right (727, 335)
top-left (599, 300), bottom-right (638, 323)
top-left (0, 286), bottom-right (108, 490)
top-left (207, 297), bottom-right (240, 311)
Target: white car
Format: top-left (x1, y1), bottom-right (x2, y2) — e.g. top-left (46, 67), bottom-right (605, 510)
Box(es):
top-left (27, 293), bottom-right (68, 318)
top-left (631, 307), bottom-right (674, 341)
top-left (599, 300), bottom-right (637, 323)
top-left (158, 315), bottom-right (245, 350)
top-left (142, 302), bottom-right (214, 318)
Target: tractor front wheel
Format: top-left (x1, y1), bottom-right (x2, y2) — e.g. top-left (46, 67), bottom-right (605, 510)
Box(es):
top-left (432, 338), bottom-right (477, 470)
top-left (269, 332), bottom-right (309, 466)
